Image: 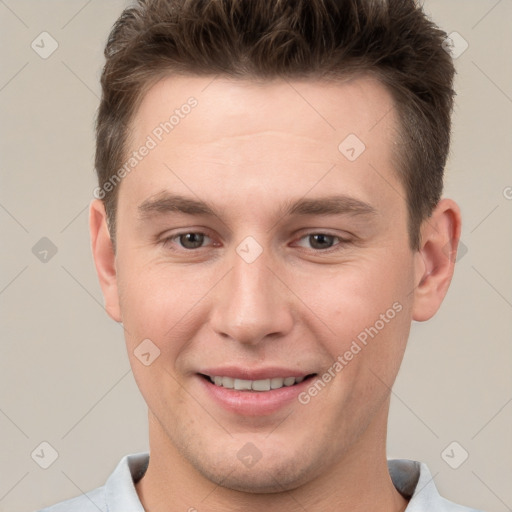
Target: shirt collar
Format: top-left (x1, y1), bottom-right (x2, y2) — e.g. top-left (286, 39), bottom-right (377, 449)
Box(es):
top-left (105, 452), bottom-right (148, 512)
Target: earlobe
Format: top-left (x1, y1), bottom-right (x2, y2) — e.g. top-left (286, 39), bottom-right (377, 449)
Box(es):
top-left (89, 199), bottom-right (122, 322)
top-left (412, 198), bottom-right (462, 322)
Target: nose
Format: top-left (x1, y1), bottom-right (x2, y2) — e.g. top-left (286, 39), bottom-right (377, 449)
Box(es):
top-left (209, 247), bottom-right (294, 346)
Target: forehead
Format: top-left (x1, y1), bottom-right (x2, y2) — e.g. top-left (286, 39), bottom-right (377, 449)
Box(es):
top-left (132, 74), bottom-right (396, 142)
top-left (122, 74), bottom-right (402, 218)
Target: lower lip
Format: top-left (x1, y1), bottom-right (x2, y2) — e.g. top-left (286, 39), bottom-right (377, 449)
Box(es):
top-left (198, 375), bottom-right (314, 416)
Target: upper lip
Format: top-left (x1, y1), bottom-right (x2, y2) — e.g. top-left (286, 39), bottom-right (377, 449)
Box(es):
top-left (198, 367), bottom-right (315, 380)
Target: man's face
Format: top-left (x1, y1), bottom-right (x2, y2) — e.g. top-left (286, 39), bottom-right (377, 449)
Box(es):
top-left (110, 76), bottom-right (418, 491)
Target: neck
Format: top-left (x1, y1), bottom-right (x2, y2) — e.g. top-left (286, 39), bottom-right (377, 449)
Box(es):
top-left (136, 403), bottom-right (408, 512)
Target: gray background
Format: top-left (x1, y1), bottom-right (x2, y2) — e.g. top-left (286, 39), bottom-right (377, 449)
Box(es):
top-left (0, 1), bottom-right (511, 511)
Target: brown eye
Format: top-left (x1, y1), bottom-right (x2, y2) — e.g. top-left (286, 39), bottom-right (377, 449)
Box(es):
top-left (179, 233), bottom-right (205, 249)
top-left (308, 234), bottom-right (336, 250)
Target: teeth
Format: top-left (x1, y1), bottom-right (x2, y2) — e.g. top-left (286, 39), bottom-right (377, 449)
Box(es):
top-left (283, 377), bottom-right (296, 386)
top-left (270, 377), bottom-right (284, 389)
top-left (221, 376), bottom-right (234, 388)
top-left (234, 378), bottom-right (252, 391)
top-left (209, 375), bottom-right (304, 391)
top-left (252, 379), bottom-right (271, 391)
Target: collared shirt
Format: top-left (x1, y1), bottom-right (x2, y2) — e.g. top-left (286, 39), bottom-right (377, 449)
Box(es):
top-left (37, 453), bottom-right (483, 512)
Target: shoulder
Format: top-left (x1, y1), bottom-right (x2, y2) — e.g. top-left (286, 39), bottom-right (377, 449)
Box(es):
top-left (35, 452), bottom-right (149, 512)
top-left (416, 461), bottom-right (485, 512)
top-left (36, 485), bottom-right (106, 512)
top-left (435, 486), bottom-right (485, 512)
top-left (388, 459), bottom-right (485, 512)
top-left (439, 500), bottom-right (485, 512)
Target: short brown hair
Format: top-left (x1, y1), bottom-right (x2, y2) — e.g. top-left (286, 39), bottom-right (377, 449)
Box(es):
top-left (96, 0), bottom-right (455, 249)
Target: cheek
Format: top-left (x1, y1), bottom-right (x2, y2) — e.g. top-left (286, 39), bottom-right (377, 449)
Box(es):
top-left (294, 254), bottom-right (414, 361)
top-left (116, 258), bottom-right (212, 358)
top-left (116, 262), bottom-right (204, 410)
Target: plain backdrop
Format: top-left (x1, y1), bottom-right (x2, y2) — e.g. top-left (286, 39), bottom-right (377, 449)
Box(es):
top-left (0, 1), bottom-right (511, 511)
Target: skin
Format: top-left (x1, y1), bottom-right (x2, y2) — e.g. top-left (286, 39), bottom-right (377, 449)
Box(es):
top-left (90, 75), bottom-right (461, 512)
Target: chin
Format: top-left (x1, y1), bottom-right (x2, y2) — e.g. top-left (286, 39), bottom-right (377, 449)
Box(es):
top-left (180, 436), bottom-right (330, 495)
top-left (196, 456), bottom-right (314, 494)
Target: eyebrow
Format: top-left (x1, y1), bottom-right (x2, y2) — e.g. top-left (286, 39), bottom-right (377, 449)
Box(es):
top-left (285, 196), bottom-right (377, 217)
top-left (137, 192), bottom-right (377, 221)
top-left (138, 193), bottom-right (217, 218)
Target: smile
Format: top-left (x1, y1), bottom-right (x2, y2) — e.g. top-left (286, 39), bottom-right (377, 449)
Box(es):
top-left (197, 369), bottom-right (318, 415)
top-left (205, 375), bottom-right (309, 391)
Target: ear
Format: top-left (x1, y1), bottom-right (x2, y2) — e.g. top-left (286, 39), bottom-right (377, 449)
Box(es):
top-left (89, 199), bottom-right (122, 322)
top-left (412, 198), bottom-right (462, 322)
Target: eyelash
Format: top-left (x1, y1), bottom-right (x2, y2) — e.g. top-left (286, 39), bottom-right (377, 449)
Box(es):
top-left (161, 231), bottom-right (352, 253)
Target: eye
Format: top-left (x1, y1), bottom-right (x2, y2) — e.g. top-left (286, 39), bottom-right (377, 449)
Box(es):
top-left (164, 232), bottom-right (213, 250)
top-left (295, 233), bottom-right (346, 250)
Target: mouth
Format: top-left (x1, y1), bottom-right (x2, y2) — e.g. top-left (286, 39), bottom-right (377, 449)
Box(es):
top-left (196, 367), bottom-right (319, 415)
top-left (199, 373), bottom-right (317, 391)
